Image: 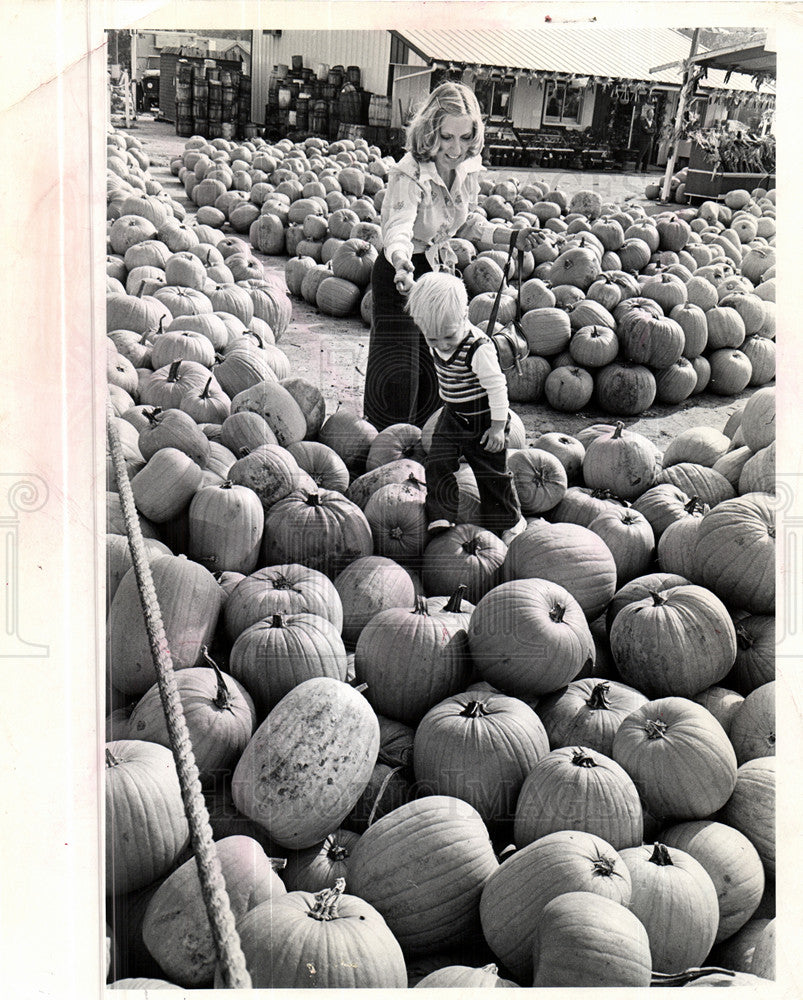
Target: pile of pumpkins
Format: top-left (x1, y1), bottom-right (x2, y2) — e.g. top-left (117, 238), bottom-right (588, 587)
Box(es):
top-left (166, 132), bottom-right (775, 417)
top-left (105, 127), bottom-right (777, 990)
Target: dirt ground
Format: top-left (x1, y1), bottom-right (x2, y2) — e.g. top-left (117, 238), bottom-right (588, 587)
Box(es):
top-left (113, 114), bottom-right (756, 448)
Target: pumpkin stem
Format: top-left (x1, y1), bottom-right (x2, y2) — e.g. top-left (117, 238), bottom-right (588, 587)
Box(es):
top-left (461, 534), bottom-right (481, 555)
top-left (200, 376), bottom-right (213, 400)
top-left (366, 765), bottom-right (405, 828)
top-left (308, 878), bottom-right (346, 921)
top-left (105, 748), bottom-right (119, 767)
top-left (650, 967), bottom-right (735, 987)
top-left (143, 407), bottom-right (163, 424)
top-left (644, 718), bottom-right (668, 740)
top-left (649, 842), bottom-right (674, 866)
top-left (735, 621), bottom-right (754, 649)
top-left (202, 645), bottom-right (235, 713)
top-left (481, 964), bottom-right (500, 976)
top-left (443, 585), bottom-right (468, 614)
top-left (167, 359), bottom-right (182, 382)
top-left (591, 854), bottom-right (618, 877)
top-left (268, 856), bottom-right (287, 871)
top-left (246, 329), bottom-right (264, 349)
top-left (685, 495), bottom-right (701, 515)
top-left (549, 603), bottom-right (566, 624)
top-left (571, 748), bottom-right (598, 768)
top-left (353, 682), bottom-right (369, 694)
top-left (413, 595), bottom-right (429, 616)
top-left (649, 590), bottom-right (666, 607)
top-left (306, 492), bottom-right (322, 507)
top-left (328, 842), bottom-right (352, 863)
top-left (612, 421), bottom-right (624, 439)
top-left (459, 700), bottom-right (489, 719)
top-left (220, 480), bottom-right (233, 490)
top-left (388, 526), bottom-right (404, 540)
top-left (586, 682), bottom-right (611, 710)
top-left (270, 613), bottom-right (284, 628)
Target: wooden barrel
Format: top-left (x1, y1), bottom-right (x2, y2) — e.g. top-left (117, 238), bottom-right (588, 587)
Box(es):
top-left (193, 117), bottom-right (209, 136)
top-left (368, 94), bottom-right (391, 127)
top-left (278, 86), bottom-right (292, 109)
top-left (206, 66), bottom-right (221, 82)
top-left (347, 65), bottom-right (362, 87)
top-left (239, 74), bottom-right (251, 92)
top-left (222, 85), bottom-right (236, 105)
top-left (339, 88), bottom-right (362, 124)
top-left (311, 99), bottom-right (328, 136)
top-left (192, 77), bottom-right (208, 99)
top-left (208, 103), bottom-right (223, 123)
top-left (328, 65), bottom-right (344, 88)
top-left (175, 81), bottom-right (192, 102)
top-left (177, 62), bottom-right (193, 85)
top-left (244, 123), bottom-right (258, 139)
top-left (291, 54), bottom-right (304, 72)
top-left (192, 98), bottom-right (207, 118)
top-left (176, 114), bottom-right (194, 137)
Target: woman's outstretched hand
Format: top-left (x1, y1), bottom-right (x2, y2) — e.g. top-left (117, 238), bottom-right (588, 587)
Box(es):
top-left (393, 258), bottom-right (415, 294)
top-left (514, 226), bottom-right (543, 252)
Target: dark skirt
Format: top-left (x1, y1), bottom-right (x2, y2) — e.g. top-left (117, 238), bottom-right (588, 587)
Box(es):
top-left (363, 252), bottom-right (441, 432)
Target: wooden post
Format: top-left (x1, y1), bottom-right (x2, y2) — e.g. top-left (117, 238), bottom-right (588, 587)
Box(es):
top-left (661, 28), bottom-right (700, 201)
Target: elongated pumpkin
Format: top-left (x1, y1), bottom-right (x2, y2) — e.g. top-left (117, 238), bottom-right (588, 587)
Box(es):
top-left (108, 554), bottom-right (224, 695)
top-left (231, 677), bottom-right (379, 848)
top-left (347, 795), bottom-right (498, 954)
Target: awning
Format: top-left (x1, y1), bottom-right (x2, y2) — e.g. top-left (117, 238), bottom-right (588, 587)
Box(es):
top-left (394, 26), bottom-right (775, 95)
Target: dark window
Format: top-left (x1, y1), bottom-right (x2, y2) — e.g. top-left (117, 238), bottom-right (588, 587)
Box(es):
top-left (474, 78), bottom-right (513, 118)
top-left (543, 82), bottom-right (584, 125)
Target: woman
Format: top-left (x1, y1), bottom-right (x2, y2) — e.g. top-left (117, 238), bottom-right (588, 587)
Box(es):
top-left (363, 81), bottom-right (536, 432)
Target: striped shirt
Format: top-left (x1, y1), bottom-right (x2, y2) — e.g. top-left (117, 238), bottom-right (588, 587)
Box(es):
top-left (430, 326), bottom-right (509, 422)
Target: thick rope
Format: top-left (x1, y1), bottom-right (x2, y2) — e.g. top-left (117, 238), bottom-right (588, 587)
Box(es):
top-left (106, 398), bottom-right (251, 989)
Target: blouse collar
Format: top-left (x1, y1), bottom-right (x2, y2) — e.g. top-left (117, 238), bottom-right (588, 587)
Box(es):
top-left (394, 152), bottom-right (485, 188)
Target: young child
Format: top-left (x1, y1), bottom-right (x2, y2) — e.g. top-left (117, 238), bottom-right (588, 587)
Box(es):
top-left (405, 271), bottom-right (527, 545)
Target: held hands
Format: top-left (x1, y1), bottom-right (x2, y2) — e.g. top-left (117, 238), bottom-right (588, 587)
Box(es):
top-left (514, 226), bottom-right (542, 253)
top-left (481, 423), bottom-right (507, 453)
top-left (392, 257), bottom-right (415, 294)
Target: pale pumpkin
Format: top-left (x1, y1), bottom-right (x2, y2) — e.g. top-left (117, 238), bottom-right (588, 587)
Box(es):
top-left (231, 677), bottom-right (379, 848)
top-left (532, 891), bottom-right (651, 988)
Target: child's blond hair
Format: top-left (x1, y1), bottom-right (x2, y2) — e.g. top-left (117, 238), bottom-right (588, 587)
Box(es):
top-left (405, 272), bottom-right (469, 336)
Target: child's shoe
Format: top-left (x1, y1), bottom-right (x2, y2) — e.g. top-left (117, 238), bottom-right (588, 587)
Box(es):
top-left (501, 515), bottom-right (528, 545)
top-left (427, 519), bottom-right (455, 536)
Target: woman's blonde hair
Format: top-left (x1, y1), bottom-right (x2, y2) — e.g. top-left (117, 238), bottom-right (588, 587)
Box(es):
top-left (405, 271), bottom-right (469, 335)
top-left (405, 82), bottom-right (485, 162)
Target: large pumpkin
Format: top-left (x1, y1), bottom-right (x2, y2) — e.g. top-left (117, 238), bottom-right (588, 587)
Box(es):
top-left (421, 522), bottom-right (506, 603)
top-left (333, 555), bottom-right (417, 647)
top-left (229, 611), bottom-right (349, 717)
top-left (364, 476), bottom-right (428, 566)
top-left (480, 829), bottom-right (631, 982)
top-left (187, 480), bottom-right (264, 575)
top-left (230, 380), bottom-right (307, 448)
top-left (730, 612), bottom-right (775, 692)
top-left (231, 677), bottom-right (379, 848)
top-left (722, 756), bottom-right (775, 877)
top-left (346, 796), bottom-right (498, 955)
top-left (594, 362), bottom-right (657, 416)
top-left (508, 447), bottom-right (568, 514)
top-left (467, 578), bottom-right (594, 699)
top-left (618, 842), bottom-right (719, 973)
top-left (105, 740), bottom-right (190, 895)
top-left (514, 745), bottom-right (643, 850)
top-left (587, 506), bottom-right (654, 584)
top-left (728, 681), bottom-right (775, 765)
top-left (261, 488), bottom-right (374, 579)
top-left (503, 519), bottom-right (617, 621)
top-left (107, 555), bottom-right (224, 695)
top-left (535, 677), bottom-right (649, 757)
top-left (127, 662), bottom-right (256, 785)
top-left (354, 594), bottom-right (473, 724)
top-left (223, 562), bottom-right (342, 640)
top-left (412, 689), bottom-right (549, 824)
top-left (660, 820), bottom-right (765, 943)
top-left (612, 696), bottom-right (738, 821)
top-left (694, 493), bottom-right (775, 614)
top-left (609, 584), bottom-right (737, 697)
top-left (532, 891), bottom-right (651, 988)
top-left (227, 879), bottom-right (406, 988)
top-left (142, 835), bottom-right (286, 986)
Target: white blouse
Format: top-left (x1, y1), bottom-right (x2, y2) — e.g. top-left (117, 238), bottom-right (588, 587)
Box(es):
top-left (380, 152), bottom-right (498, 271)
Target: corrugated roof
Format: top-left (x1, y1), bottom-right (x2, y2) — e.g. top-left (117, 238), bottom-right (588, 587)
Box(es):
top-left (395, 27), bottom-right (774, 93)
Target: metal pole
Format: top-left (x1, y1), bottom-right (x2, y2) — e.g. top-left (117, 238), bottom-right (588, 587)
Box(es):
top-left (661, 28), bottom-right (700, 202)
